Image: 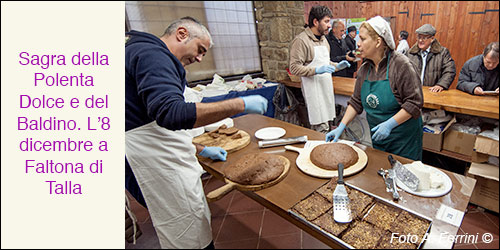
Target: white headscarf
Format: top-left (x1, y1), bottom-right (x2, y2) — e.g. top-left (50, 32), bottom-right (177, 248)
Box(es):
top-left (366, 16), bottom-right (395, 50)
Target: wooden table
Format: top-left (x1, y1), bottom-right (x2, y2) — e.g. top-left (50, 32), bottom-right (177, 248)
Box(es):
top-left (423, 88), bottom-right (499, 119)
top-left (281, 77), bottom-right (499, 162)
top-left (198, 114), bottom-right (477, 249)
top-left (280, 77), bottom-right (500, 119)
top-left (280, 76), bottom-right (355, 96)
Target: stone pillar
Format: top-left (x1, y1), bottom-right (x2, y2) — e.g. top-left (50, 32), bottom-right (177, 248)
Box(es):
top-left (254, 1), bottom-right (305, 82)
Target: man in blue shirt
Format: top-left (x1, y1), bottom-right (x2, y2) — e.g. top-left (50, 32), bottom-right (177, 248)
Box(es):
top-left (125, 17), bottom-right (267, 249)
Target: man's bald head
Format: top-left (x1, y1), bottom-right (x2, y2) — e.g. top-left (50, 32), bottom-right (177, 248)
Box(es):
top-left (163, 17), bottom-right (213, 48)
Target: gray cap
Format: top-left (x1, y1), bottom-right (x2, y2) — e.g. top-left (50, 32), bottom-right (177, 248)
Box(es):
top-left (416, 24), bottom-right (436, 36)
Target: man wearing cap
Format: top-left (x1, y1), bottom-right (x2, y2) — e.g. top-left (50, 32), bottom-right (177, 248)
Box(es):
top-left (407, 24), bottom-right (456, 93)
top-left (289, 6), bottom-right (350, 133)
top-left (326, 16), bottom-right (423, 161)
top-left (326, 20), bottom-right (356, 77)
top-left (344, 25), bottom-right (359, 78)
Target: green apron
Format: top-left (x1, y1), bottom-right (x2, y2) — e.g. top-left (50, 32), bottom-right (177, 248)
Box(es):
top-left (360, 52), bottom-right (423, 161)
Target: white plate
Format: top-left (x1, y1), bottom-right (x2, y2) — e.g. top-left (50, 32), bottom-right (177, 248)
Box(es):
top-left (255, 127), bottom-right (286, 140)
top-left (395, 164), bottom-right (453, 197)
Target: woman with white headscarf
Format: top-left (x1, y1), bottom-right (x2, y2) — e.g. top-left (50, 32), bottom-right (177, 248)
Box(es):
top-left (325, 16), bottom-right (424, 161)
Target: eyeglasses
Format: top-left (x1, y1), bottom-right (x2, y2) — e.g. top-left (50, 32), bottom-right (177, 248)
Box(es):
top-left (417, 35), bottom-right (433, 41)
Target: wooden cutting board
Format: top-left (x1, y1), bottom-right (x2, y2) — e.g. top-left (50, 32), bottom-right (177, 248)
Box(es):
top-left (285, 143), bottom-right (368, 178)
top-left (206, 155), bottom-right (290, 202)
top-left (192, 129), bottom-right (250, 153)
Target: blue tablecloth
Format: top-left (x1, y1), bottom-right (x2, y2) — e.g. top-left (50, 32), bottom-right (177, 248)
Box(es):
top-left (201, 84), bottom-right (277, 118)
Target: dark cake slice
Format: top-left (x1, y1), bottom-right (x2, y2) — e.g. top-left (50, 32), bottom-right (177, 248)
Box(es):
top-left (341, 220), bottom-right (384, 249)
top-left (390, 210), bottom-right (431, 244)
top-left (315, 178), bottom-right (337, 203)
top-left (349, 188), bottom-right (375, 219)
top-left (292, 193), bottom-right (331, 221)
top-left (312, 209), bottom-right (350, 236)
top-left (375, 230), bottom-right (417, 249)
top-left (363, 202), bottom-right (401, 231)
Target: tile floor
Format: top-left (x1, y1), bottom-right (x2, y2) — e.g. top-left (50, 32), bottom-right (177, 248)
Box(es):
top-left (126, 174), bottom-right (499, 249)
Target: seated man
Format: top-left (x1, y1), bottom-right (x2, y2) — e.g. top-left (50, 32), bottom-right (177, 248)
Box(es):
top-left (407, 24), bottom-right (456, 92)
top-left (457, 41), bottom-right (499, 95)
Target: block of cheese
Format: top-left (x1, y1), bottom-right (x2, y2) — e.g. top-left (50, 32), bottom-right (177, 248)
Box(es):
top-left (405, 162), bottom-right (430, 191)
top-left (429, 171), bottom-right (444, 189)
top-left (405, 161), bottom-right (445, 191)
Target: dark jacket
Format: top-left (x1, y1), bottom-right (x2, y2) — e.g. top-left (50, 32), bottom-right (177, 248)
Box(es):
top-left (125, 30), bottom-right (197, 132)
top-left (344, 35), bottom-right (358, 77)
top-left (457, 55), bottom-right (500, 94)
top-left (406, 39), bottom-right (456, 89)
top-left (326, 30), bottom-right (350, 77)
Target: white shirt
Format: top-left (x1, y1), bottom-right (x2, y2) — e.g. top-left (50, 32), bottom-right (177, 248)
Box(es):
top-left (420, 47), bottom-right (431, 84)
top-left (396, 39), bottom-right (409, 55)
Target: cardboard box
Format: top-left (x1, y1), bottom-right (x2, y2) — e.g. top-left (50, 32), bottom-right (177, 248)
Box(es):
top-left (423, 132), bottom-right (443, 151)
top-left (422, 117), bottom-right (455, 151)
top-left (443, 130), bottom-right (477, 157)
top-left (466, 163), bottom-right (499, 213)
top-left (474, 135), bottom-right (499, 157)
top-left (472, 151), bottom-right (490, 163)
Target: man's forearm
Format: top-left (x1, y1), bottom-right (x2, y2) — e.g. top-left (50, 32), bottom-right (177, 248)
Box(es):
top-left (193, 98), bottom-right (245, 128)
top-left (193, 143), bottom-right (205, 154)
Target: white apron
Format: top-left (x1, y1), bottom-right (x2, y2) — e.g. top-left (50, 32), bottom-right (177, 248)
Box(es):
top-left (300, 46), bottom-right (336, 125)
top-left (125, 88), bottom-right (212, 249)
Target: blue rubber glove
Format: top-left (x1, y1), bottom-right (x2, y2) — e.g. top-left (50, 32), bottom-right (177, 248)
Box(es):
top-left (199, 146), bottom-right (227, 161)
top-left (371, 117), bottom-right (399, 142)
top-left (240, 95), bottom-right (268, 114)
top-left (315, 65), bottom-right (336, 74)
top-left (336, 60), bottom-right (351, 70)
top-left (326, 122), bottom-right (346, 142)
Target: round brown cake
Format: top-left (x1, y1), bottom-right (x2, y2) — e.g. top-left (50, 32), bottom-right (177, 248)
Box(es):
top-left (224, 153), bottom-right (285, 185)
top-left (310, 143), bottom-right (358, 170)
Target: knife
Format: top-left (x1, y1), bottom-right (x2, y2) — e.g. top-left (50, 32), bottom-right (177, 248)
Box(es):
top-left (386, 168), bottom-right (400, 201)
top-left (258, 135), bottom-right (308, 148)
top-left (388, 155), bottom-right (420, 192)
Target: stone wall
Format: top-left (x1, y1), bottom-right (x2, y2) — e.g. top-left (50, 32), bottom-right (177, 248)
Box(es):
top-left (254, 1), bottom-right (305, 82)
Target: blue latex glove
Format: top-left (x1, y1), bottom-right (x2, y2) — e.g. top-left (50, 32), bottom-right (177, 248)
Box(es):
top-left (240, 95), bottom-right (268, 114)
top-left (325, 122), bottom-right (346, 142)
top-left (315, 65), bottom-right (336, 74)
top-left (199, 146), bottom-right (227, 161)
top-left (371, 117), bottom-right (399, 142)
top-left (336, 60), bottom-right (351, 70)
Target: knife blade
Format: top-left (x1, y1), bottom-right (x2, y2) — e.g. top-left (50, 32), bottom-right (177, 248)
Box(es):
top-left (388, 155), bottom-right (420, 192)
top-left (258, 135), bottom-right (308, 148)
top-left (386, 168), bottom-right (400, 200)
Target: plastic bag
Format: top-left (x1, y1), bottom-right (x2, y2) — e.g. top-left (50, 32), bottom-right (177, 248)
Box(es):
top-left (273, 84), bottom-right (300, 125)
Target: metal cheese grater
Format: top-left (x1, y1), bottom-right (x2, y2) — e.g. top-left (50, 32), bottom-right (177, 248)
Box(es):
top-left (333, 163), bottom-right (352, 223)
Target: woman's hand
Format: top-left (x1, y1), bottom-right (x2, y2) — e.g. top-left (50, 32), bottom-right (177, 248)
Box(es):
top-left (371, 118), bottom-right (399, 141)
top-left (326, 122), bottom-right (346, 142)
